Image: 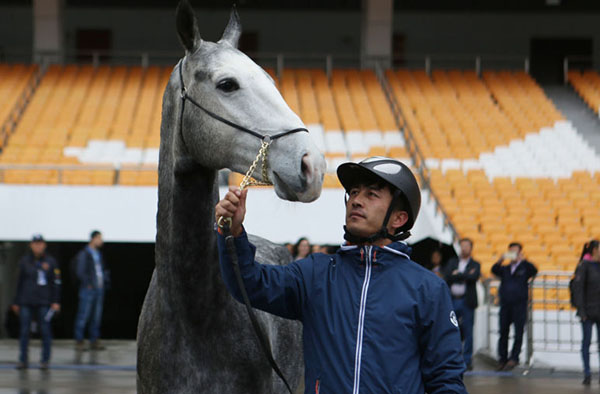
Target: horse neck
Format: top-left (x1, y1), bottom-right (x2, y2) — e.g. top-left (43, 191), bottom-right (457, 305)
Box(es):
top-left (155, 81), bottom-right (226, 308)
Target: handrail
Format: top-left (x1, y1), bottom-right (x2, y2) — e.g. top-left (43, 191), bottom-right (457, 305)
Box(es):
top-left (374, 62), bottom-right (460, 243)
top-left (0, 64), bottom-right (46, 153)
top-left (1, 49), bottom-right (539, 72)
top-left (0, 163), bottom-right (157, 186)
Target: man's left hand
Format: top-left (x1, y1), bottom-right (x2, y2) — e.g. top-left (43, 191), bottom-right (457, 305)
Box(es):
top-left (51, 303), bottom-right (60, 312)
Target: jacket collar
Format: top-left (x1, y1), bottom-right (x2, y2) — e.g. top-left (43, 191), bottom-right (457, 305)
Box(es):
top-left (339, 241), bottom-right (412, 263)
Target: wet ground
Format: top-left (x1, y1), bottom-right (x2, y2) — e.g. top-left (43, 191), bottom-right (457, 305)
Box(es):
top-left (0, 340), bottom-right (592, 393)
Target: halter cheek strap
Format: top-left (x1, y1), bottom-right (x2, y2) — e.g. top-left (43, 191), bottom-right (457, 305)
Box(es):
top-left (177, 59), bottom-right (308, 141)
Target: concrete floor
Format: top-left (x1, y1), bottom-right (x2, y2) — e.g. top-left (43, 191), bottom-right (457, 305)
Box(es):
top-left (0, 340), bottom-right (593, 393)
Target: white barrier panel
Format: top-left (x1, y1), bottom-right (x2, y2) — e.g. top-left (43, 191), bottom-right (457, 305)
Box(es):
top-left (0, 185), bottom-right (443, 244)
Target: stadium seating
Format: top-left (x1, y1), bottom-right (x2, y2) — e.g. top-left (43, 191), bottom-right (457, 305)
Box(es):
top-left (0, 64), bottom-right (169, 186)
top-left (568, 70), bottom-right (600, 115)
top-left (387, 69), bottom-right (599, 278)
top-left (0, 64), bottom-right (38, 149)
top-left (1, 63), bottom-right (599, 288)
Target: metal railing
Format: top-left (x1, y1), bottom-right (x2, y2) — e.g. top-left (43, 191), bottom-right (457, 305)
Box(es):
top-left (0, 164), bottom-right (156, 186)
top-left (0, 63), bottom-right (46, 152)
top-left (374, 61), bottom-right (460, 243)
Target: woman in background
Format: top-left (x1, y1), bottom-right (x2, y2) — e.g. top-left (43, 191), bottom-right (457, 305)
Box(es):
top-left (428, 248), bottom-right (445, 277)
top-left (293, 237), bottom-right (311, 261)
top-left (572, 240), bottom-right (600, 386)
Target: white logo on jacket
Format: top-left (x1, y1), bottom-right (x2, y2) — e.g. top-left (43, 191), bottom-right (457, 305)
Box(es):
top-left (450, 311), bottom-right (459, 327)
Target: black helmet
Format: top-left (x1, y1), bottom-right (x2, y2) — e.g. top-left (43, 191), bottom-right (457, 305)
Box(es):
top-left (337, 157), bottom-right (421, 242)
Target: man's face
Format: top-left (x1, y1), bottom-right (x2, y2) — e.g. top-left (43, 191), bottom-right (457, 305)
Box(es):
top-left (30, 241), bottom-right (46, 257)
top-left (508, 245), bottom-right (522, 261)
top-left (92, 234), bottom-right (104, 249)
top-left (345, 184), bottom-right (397, 238)
top-left (460, 240), bottom-right (472, 257)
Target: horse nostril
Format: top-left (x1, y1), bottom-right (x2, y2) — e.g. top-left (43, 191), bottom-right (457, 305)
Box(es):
top-left (301, 153), bottom-right (312, 180)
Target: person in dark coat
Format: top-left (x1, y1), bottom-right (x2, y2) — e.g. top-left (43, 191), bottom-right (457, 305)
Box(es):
top-left (215, 157), bottom-right (467, 393)
top-left (444, 237), bottom-right (481, 370)
top-left (572, 239), bottom-right (600, 386)
top-left (73, 230), bottom-right (108, 351)
top-left (11, 234), bottom-right (61, 370)
top-left (491, 242), bottom-right (538, 371)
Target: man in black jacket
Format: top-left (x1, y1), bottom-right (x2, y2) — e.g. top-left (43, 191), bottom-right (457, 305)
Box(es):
top-left (443, 238), bottom-right (481, 370)
top-left (73, 230), bottom-right (108, 351)
top-left (491, 242), bottom-right (538, 371)
top-left (11, 234), bottom-right (61, 370)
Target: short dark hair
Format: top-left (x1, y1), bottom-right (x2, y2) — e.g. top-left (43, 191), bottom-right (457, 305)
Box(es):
top-left (509, 242), bottom-right (523, 251)
top-left (459, 238), bottom-right (473, 247)
top-left (90, 230), bottom-right (102, 240)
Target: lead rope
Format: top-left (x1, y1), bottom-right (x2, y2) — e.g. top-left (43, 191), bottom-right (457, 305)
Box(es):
top-left (218, 140), bottom-right (294, 394)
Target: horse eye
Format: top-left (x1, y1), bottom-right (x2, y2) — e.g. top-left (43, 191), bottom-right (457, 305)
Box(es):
top-left (216, 78), bottom-right (239, 93)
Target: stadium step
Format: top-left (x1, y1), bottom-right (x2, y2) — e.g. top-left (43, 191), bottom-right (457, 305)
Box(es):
top-left (543, 84), bottom-right (600, 155)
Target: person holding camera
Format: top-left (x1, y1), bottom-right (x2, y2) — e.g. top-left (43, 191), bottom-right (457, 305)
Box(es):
top-left (491, 242), bottom-right (537, 371)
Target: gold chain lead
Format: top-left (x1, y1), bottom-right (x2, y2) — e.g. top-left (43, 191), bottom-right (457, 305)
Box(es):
top-left (239, 140), bottom-right (272, 191)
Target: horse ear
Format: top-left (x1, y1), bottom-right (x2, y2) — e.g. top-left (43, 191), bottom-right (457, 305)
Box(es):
top-left (219, 6), bottom-right (242, 48)
top-left (176, 0), bottom-right (202, 53)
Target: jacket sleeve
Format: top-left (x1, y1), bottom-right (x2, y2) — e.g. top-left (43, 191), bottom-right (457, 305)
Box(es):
top-left (419, 279), bottom-right (467, 393)
top-left (50, 257), bottom-right (61, 304)
top-left (527, 261), bottom-right (538, 279)
top-left (216, 228), bottom-right (306, 320)
top-left (13, 258), bottom-right (26, 305)
top-left (464, 261), bottom-right (481, 283)
top-left (446, 260), bottom-right (481, 284)
top-left (573, 262), bottom-right (587, 318)
top-left (76, 250), bottom-right (87, 284)
top-left (442, 259), bottom-right (460, 284)
top-left (491, 261), bottom-right (503, 277)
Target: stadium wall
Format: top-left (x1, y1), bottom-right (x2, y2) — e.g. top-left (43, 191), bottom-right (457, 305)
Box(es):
top-left (0, 185), bottom-right (449, 245)
top-left (2, 6), bottom-right (600, 64)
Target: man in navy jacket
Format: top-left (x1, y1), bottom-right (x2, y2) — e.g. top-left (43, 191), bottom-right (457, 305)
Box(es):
top-left (12, 234), bottom-right (61, 369)
top-left (216, 157), bottom-right (467, 393)
top-left (491, 242), bottom-right (537, 371)
top-left (73, 230), bottom-right (109, 351)
top-left (443, 238), bottom-right (481, 371)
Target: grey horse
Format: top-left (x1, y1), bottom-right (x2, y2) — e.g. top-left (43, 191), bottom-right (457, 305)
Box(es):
top-left (136, 1), bottom-right (326, 393)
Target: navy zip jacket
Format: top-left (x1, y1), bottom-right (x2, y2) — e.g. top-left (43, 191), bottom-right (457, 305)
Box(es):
top-left (14, 252), bottom-right (61, 306)
top-left (75, 247), bottom-right (109, 290)
top-left (217, 230), bottom-right (467, 394)
top-left (491, 260), bottom-right (537, 305)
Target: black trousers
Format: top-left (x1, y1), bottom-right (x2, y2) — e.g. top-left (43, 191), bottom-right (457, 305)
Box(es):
top-left (498, 302), bottom-right (528, 363)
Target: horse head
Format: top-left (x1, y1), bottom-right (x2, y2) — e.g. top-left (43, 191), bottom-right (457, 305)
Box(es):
top-left (175, 0), bottom-right (325, 202)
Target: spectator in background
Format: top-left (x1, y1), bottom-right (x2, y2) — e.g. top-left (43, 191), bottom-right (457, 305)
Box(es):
top-left (11, 234), bottom-right (61, 370)
top-left (292, 237), bottom-right (311, 261)
top-left (491, 242), bottom-right (537, 371)
top-left (572, 240), bottom-right (600, 386)
top-left (443, 238), bottom-right (481, 370)
top-left (428, 248), bottom-right (444, 277)
top-left (284, 243), bottom-right (294, 256)
top-left (74, 230), bottom-right (109, 351)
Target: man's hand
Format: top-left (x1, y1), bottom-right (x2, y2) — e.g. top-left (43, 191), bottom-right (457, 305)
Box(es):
top-left (215, 187), bottom-right (248, 237)
top-left (11, 305), bottom-right (19, 315)
top-left (51, 303), bottom-right (60, 312)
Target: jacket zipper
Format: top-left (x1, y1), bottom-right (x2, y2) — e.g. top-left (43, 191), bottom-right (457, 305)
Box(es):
top-left (352, 246), bottom-right (372, 394)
